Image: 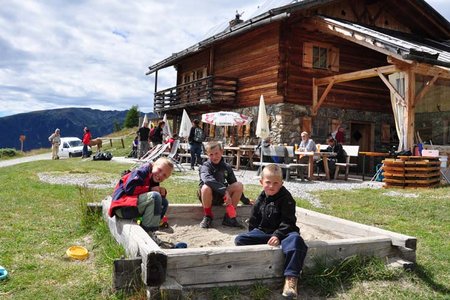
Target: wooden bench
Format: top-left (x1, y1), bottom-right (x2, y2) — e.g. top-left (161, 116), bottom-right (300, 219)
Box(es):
top-left (334, 145), bottom-right (360, 180)
top-left (253, 145), bottom-right (308, 181)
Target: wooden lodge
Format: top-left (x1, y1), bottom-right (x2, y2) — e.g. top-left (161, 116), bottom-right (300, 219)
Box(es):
top-left (147, 0), bottom-right (450, 154)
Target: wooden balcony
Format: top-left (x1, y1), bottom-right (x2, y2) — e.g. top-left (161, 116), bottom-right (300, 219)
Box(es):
top-left (154, 76), bottom-right (238, 113)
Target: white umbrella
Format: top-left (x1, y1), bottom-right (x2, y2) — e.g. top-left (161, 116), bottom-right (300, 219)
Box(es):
top-left (179, 109), bottom-right (192, 138)
top-left (201, 111), bottom-right (252, 126)
top-left (162, 113), bottom-right (172, 137)
top-left (256, 95), bottom-right (269, 139)
top-left (141, 114), bottom-right (148, 127)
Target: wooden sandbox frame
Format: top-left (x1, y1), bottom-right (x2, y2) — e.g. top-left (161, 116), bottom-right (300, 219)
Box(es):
top-left (102, 197), bottom-right (416, 292)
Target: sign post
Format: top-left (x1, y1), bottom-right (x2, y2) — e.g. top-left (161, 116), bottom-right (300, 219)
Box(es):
top-left (19, 135), bottom-right (26, 152)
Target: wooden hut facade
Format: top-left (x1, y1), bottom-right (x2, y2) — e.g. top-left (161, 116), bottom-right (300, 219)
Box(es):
top-left (147, 0), bottom-right (450, 152)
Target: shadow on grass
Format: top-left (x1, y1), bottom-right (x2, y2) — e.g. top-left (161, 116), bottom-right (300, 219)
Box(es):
top-left (413, 264), bottom-right (450, 295)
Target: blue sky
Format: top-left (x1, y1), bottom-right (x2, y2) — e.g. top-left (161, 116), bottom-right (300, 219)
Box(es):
top-left (0, 0), bottom-right (449, 118)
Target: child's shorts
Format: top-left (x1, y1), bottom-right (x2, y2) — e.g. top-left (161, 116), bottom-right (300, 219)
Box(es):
top-left (197, 186), bottom-right (224, 206)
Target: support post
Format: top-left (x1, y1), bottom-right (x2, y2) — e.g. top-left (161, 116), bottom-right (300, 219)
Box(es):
top-left (405, 70), bottom-right (416, 151)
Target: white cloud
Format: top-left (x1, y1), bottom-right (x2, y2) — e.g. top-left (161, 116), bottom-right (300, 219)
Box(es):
top-left (0, 0), bottom-right (448, 117)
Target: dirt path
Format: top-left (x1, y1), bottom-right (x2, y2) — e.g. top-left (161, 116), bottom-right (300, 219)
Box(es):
top-left (0, 153), bottom-right (52, 168)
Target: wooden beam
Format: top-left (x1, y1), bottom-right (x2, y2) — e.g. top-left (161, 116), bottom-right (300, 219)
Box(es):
top-left (405, 70), bottom-right (416, 150)
top-left (163, 236), bottom-right (395, 286)
top-left (102, 197), bottom-right (167, 286)
top-left (296, 207), bottom-right (417, 250)
top-left (414, 74), bottom-right (439, 107)
top-left (113, 258), bottom-right (143, 292)
top-left (154, 70), bottom-right (158, 93)
top-left (388, 56), bottom-right (450, 80)
top-left (209, 47), bottom-right (214, 75)
top-left (315, 65), bottom-right (399, 86)
top-left (312, 79), bottom-right (335, 115)
top-left (312, 77), bottom-right (318, 108)
top-left (376, 70), bottom-right (406, 107)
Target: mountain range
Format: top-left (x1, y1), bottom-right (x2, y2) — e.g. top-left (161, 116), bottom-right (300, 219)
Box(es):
top-left (0, 108), bottom-right (156, 151)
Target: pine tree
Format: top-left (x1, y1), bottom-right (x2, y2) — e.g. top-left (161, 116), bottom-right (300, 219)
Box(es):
top-left (123, 105), bottom-right (140, 128)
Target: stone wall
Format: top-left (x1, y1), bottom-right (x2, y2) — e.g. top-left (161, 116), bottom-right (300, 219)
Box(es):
top-left (230, 103), bottom-right (395, 151)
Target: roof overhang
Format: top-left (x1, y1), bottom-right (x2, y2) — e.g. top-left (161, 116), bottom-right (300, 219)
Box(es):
top-left (310, 16), bottom-right (450, 72)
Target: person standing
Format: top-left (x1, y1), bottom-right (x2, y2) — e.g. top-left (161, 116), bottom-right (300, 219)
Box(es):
top-left (48, 128), bottom-right (61, 160)
top-left (335, 126), bottom-right (345, 144)
top-left (150, 121), bottom-right (165, 145)
top-left (188, 119), bottom-right (204, 170)
top-left (82, 127), bottom-right (91, 158)
top-left (137, 121), bottom-right (150, 159)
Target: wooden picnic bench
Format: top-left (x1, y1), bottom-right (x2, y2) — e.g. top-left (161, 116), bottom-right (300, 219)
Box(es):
top-left (253, 145), bottom-right (309, 181)
top-left (334, 145), bottom-right (360, 180)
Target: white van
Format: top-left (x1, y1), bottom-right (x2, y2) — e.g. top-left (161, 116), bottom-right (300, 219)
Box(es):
top-left (58, 137), bottom-right (92, 158)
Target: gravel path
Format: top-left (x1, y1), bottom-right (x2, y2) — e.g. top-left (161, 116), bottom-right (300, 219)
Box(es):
top-left (177, 167), bottom-right (383, 207)
top-left (2, 154), bottom-right (384, 207)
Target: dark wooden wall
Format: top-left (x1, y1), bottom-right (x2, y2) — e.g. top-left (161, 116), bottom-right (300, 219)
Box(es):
top-left (213, 23), bottom-right (283, 106)
top-left (282, 20), bottom-right (391, 112)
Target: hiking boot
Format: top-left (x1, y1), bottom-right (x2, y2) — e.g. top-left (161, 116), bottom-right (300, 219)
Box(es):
top-left (282, 276), bottom-right (298, 299)
top-left (222, 214), bottom-right (244, 228)
top-left (148, 231), bottom-right (162, 245)
top-left (200, 216), bottom-right (212, 228)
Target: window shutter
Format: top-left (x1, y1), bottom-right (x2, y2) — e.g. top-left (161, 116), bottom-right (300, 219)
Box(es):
top-left (302, 42), bottom-right (313, 68)
top-left (329, 46), bottom-right (339, 72)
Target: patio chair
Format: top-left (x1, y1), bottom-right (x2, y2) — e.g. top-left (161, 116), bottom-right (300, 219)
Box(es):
top-left (132, 143), bottom-right (169, 169)
top-left (161, 140), bottom-right (186, 172)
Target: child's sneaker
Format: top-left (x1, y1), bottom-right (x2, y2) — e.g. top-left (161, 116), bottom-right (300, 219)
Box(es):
top-left (282, 276), bottom-right (298, 299)
top-left (199, 216), bottom-right (212, 228)
top-left (222, 214), bottom-right (244, 228)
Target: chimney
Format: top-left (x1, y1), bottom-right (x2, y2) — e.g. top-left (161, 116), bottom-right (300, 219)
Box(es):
top-left (229, 10), bottom-right (243, 27)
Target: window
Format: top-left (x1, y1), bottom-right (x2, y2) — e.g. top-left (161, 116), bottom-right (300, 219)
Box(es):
top-left (303, 42), bottom-right (339, 72)
top-left (313, 46), bottom-right (328, 69)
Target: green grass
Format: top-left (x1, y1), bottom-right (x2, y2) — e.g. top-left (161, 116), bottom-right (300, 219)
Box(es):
top-left (308, 187), bottom-right (450, 299)
top-left (0, 150), bottom-right (449, 299)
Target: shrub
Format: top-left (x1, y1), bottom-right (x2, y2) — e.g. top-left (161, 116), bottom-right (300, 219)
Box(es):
top-left (0, 148), bottom-right (18, 158)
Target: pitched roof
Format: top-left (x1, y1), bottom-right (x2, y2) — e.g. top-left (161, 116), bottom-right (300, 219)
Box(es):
top-left (146, 0), bottom-right (450, 74)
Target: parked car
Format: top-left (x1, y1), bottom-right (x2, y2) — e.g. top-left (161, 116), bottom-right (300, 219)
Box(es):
top-left (58, 137), bottom-right (92, 158)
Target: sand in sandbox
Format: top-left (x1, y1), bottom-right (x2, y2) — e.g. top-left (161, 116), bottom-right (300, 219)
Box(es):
top-left (156, 217), bottom-right (352, 248)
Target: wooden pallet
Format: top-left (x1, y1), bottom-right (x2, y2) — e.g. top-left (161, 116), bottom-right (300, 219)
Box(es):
top-left (382, 156), bottom-right (441, 189)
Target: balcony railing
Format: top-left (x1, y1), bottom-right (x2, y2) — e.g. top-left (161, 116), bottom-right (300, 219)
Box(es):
top-left (154, 76), bottom-right (238, 112)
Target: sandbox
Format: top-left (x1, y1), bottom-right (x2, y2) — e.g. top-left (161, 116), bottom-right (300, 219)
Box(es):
top-left (102, 198), bottom-right (416, 291)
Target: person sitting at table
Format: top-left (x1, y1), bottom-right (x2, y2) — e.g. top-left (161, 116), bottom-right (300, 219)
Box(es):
top-left (317, 137), bottom-right (347, 177)
top-left (298, 132), bottom-right (316, 157)
top-left (297, 131), bottom-right (317, 179)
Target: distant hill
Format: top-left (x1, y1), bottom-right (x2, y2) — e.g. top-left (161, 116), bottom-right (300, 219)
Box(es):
top-left (0, 108), bottom-right (157, 151)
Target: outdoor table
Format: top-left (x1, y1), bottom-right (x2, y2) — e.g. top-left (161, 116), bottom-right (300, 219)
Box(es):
top-left (359, 151), bottom-right (391, 181)
top-left (238, 145), bottom-right (256, 170)
top-left (295, 151), bottom-right (337, 180)
top-left (224, 145), bottom-right (256, 170)
top-left (223, 146), bottom-right (239, 168)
